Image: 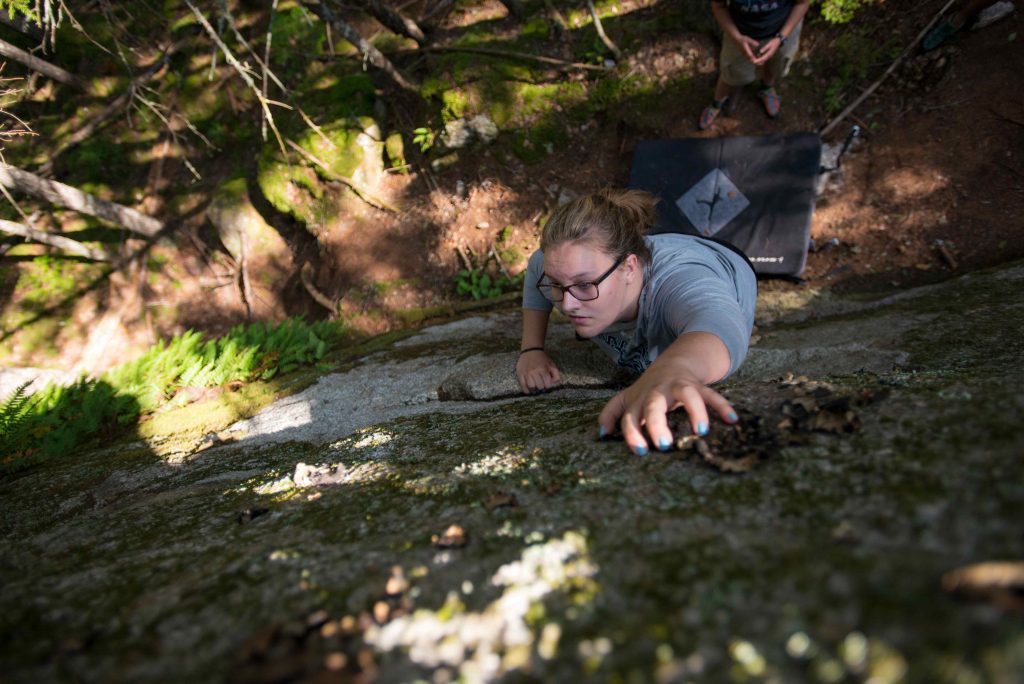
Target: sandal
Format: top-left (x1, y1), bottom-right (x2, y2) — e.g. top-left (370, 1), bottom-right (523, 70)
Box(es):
top-left (923, 19), bottom-right (960, 51)
top-left (698, 103), bottom-right (721, 130)
top-left (759, 87), bottom-right (781, 118)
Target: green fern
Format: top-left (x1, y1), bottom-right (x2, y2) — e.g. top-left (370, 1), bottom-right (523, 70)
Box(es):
top-left (0, 381), bottom-right (35, 456)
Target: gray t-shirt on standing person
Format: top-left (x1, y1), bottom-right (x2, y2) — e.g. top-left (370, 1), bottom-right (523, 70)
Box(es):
top-left (523, 233), bottom-right (757, 379)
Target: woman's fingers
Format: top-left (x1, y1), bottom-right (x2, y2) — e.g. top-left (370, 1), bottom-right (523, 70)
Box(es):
top-left (619, 401), bottom-right (649, 455)
top-left (701, 386), bottom-right (738, 424)
top-left (641, 392), bottom-right (674, 452)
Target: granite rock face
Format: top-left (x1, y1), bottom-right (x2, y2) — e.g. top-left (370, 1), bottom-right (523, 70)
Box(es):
top-left (2, 264), bottom-right (1023, 683)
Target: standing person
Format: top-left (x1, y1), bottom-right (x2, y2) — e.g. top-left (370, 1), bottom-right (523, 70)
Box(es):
top-left (699, 0), bottom-right (810, 130)
top-left (515, 189), bottom-right (757, 456)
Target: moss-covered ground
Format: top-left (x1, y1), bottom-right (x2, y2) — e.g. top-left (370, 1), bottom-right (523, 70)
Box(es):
top-left (2, 262), bottom-right (1022, 682)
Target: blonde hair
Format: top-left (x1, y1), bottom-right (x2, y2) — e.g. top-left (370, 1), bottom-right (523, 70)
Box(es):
top-left (541, 188), bottom-right (656, 264)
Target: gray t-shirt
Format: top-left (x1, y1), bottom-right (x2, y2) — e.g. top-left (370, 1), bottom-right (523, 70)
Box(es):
top-left (523, 234), bottom-right (757, 378)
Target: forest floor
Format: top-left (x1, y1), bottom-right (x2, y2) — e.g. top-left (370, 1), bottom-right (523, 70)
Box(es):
top-left (260, 0), bottom-right (1024, 332)
top-left (3, 0), bottom-right (1023, 372)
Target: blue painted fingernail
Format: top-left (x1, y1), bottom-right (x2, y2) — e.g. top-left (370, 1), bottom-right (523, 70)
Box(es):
top-left (635, 445), bottom-right (648, 456)
top-left (697, 422), bottom-right (709, 436)
top-left (727, 411), bottom-right (738, 422)
top-left (658, 437), bottom-right (671, 451)
top-left (599, 425), bottom-right (606, 438)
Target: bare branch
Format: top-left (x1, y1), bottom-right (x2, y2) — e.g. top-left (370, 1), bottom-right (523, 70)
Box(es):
top-left (0, 36), bottom-right (85, 89)
top-left (184, 0), bottom-right (287, 153)
top-left (0, 164), bottom-right (164, 237)
top-left (355, 0), bottom-right (426, 45)
top-left (585, 0), bottom-right (621, 61)
top-left (0, 219), bottom-right (111, 261)
top-left (217, 0), bottom-right (335, 151)
top-left (423, 45), bottom-right (605, 72)
top-left (304, 0), bottom-right (419, 92)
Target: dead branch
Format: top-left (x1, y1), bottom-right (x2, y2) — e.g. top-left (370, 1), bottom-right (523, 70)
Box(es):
top-left (217, 1), bottom-right (334, 152)
top-left (354, 0), bottom-right (426, 45)
top-left (820, 0), bottom-right (957, 138)
top-left (184, 0), bottom-right (289, 153)
top-left (422, 45), bottom-right (605, 72)
top-left (0, 218), bottom-right (111, 261)
top-left (285, 137), bottom-right (399, 213)
top-left (300, 262), bottom-right (341, 316)
top-left (36, 40), bottom-right (183, 176)
top-left (0, 164), bottom-right (164, 237)
top-left (585, 0), bottom-right (621, 61)
top-left (456, 244), bottom-right (474, 271)
top-left (304, 0), bottom-right (420, 92)
top-left (0, 36), bottom-right (84, 89)
top-left (421, 0), bottom-right (457, 26)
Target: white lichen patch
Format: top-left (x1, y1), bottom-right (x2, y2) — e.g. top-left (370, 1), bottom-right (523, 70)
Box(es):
top-left (364, 531), bottom-right (597, 681)
top-left (350, 429), bottom-right (395, 449)
top-left (452, 447), bottom-right (534, 477)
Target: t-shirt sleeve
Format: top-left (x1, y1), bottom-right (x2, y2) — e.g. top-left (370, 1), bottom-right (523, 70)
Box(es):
top-left (522, 249), bottom-right (553, 312)
top-left (654, 263), bottom-right (752, 378)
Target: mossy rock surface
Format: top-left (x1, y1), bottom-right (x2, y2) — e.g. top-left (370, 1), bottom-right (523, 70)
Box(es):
top-left (2, 264), bottom-right (1023, 682)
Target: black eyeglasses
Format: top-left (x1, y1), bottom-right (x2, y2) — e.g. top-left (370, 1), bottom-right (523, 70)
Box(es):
top-left (536, 255), bottom-right (625, 302)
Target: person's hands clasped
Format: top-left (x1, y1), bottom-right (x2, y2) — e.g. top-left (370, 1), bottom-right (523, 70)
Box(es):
top-left (735, 33), bottom-right (762, 63)
top-left (516, 349), bottom-right (561, 394)
top-left (597, 367), bottom-right (738, 456)
top-left (751, 35), bottom-right (782, 65)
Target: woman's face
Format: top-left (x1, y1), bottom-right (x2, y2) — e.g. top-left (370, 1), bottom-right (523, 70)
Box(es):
top-left (542, 241), bottom-right (642, 337)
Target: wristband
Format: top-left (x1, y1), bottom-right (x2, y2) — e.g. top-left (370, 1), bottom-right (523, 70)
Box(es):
top-left (519, 347), bottom-right (544, 356)
top-left (775, 32), bottom-right (787, 46)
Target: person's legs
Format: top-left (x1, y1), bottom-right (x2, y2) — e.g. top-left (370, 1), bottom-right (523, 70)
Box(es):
top-left (699, 37), bottom-right (753, 130)
top-left (757, 20), bottom-right (802, 118)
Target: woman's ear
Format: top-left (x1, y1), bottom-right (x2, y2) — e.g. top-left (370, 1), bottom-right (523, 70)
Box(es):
top-left (624, 253), bottom-right (640, 282)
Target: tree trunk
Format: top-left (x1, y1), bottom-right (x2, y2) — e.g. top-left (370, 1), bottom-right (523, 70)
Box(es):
top-left (0, 37), bottom-right (85, 90)
top-left (0, 219), bottom-right (111, 261)
top-left (0, 165), bottom-right (164, 237)
top-left (355, 0), bottom-right (427, 45)
top-left (304, 1), bottom-right (419, 92)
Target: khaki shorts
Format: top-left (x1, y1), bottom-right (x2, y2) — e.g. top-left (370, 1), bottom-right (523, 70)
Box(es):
top-left (720, 20), bottom-right (802, 86)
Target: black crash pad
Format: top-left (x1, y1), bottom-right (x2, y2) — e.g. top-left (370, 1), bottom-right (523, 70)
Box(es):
top-left (628, 132), bottom-right (822, 277)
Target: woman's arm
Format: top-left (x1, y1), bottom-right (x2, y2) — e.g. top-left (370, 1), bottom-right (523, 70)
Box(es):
top-left (597, 331), bottom-right (738, 455)
top-left (516, 308), bottom-right (561, 393)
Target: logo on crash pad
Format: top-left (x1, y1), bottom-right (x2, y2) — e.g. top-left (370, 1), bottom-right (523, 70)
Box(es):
top-left (676, 168), bottom-right (749, 237)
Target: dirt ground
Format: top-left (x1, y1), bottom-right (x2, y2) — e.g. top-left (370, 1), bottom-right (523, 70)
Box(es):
top-left (7, 1), bottom-right (1024, 372)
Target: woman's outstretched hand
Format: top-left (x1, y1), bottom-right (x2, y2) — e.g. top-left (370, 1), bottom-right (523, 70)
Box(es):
top-left (516, 350), bottom-right (561, 394)
top-left (596, 332), bottom-right (737, 455)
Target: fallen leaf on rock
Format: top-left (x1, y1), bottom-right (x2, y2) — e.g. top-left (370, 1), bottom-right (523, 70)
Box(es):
top-left (432, 524), bottom-right (469, 548)
top-left (484, 493), bottom-right (518, 511)
top-left (672, 410), bottom-right (774, 473)
top-left (942, 561), bottom-right (1024, 615)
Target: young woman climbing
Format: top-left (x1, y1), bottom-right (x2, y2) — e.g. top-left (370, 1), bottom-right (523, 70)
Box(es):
top-left (515, 189), bottom-right (757, 456)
